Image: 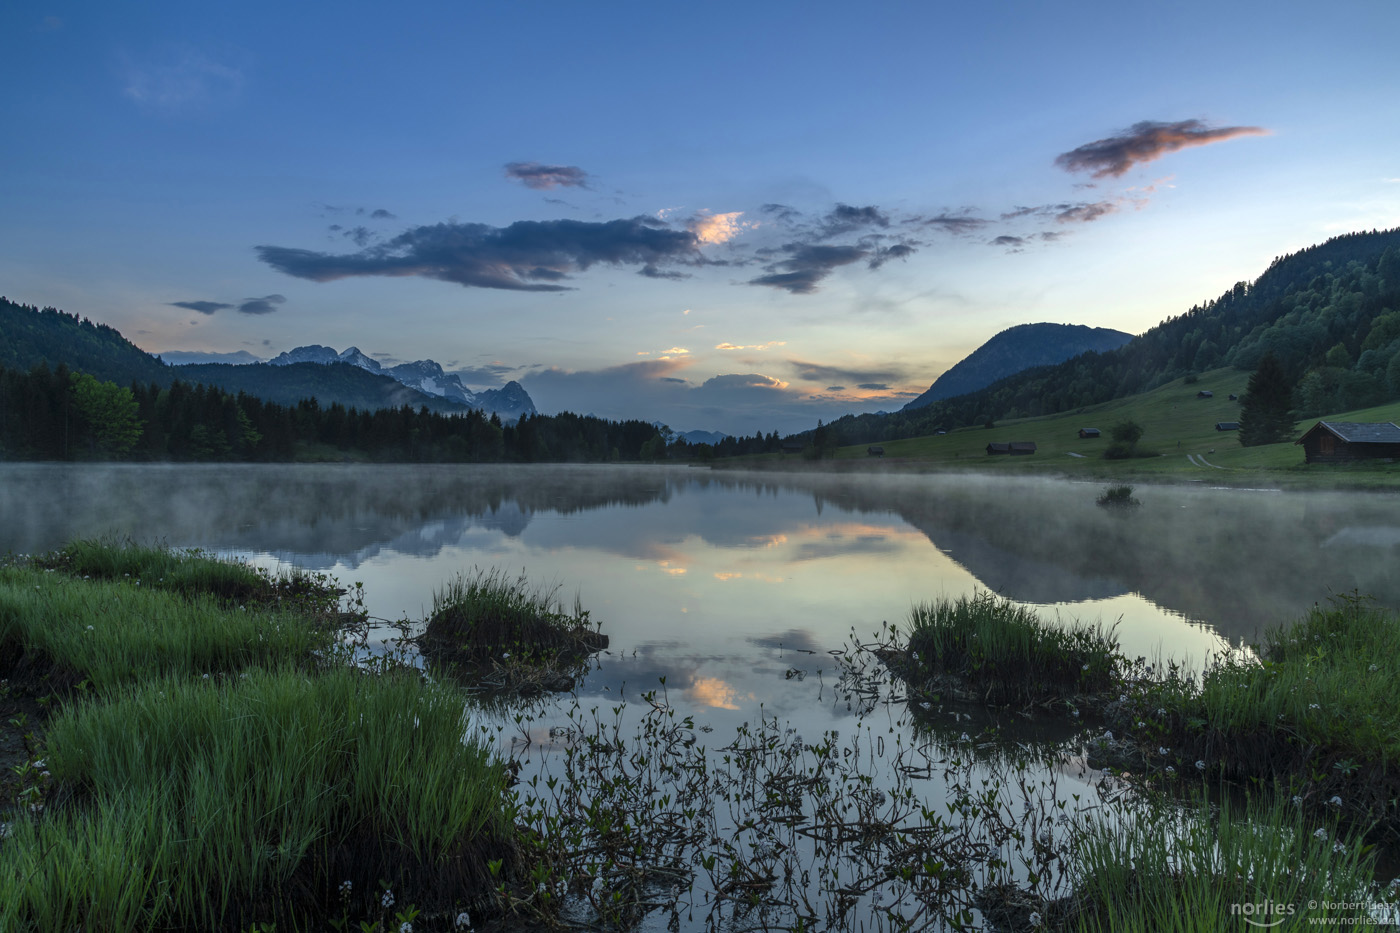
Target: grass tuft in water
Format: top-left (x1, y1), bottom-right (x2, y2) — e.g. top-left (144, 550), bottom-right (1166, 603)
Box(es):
top-left (419, 568), bottom-right (607, 684)
top-left (891, 591), bottom-right (1119, 708)
top-left (1095, 484), bottom-right (1140, 508)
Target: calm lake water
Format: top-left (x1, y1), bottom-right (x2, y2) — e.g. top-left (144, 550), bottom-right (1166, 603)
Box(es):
top-left (5, 463), bottom-right (1399, 927)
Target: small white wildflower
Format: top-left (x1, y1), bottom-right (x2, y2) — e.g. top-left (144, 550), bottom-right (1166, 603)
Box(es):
top-left (1314, 828), bottom-right (1328, 840)
top-left (1028, 910), bottom-right (1043, 927)
top-left (1329, 795), bottom-right (1343, 807)
top-left (1071, 709), bottom-right (1079, 717)
top-left (1137, 720), bottom-right (1145, 728)
top-left (339, 879), bottom-right (352, 895)
top-left (202, 673), bottom-right (210, 680)
top-left (86, 625), bottom-right (94, 632)
top-left (1333, 842), bottom-right (1347, 854)
top-left (1309, 703), bottom-right (1320, 710)
top-left (1369, 664), bottom-right (1379, 673)
top-left (502, 651), bottom-right (511, 659)
top-left (1165, 765), bottom-right (1176, 774)
top-left (1081, 663), bottom-right (1089, 671)
top-left (1102, 730), bottom-right (1114, 741)
top-left (382, 889), bottom-right (394, 908)
top-left (1158, 746), bottom-right (1169, 756)
top-left (399, 923), bottom-right (413, 933)
top-left (960, 733), bottom-right (971, 742)
top-left (33, 759), bottom-right (44, 769)
top-left (454, 911), bottom-right (473, 930)
top-left (1292, 795), bottom-right (1304, 805)
top-left (0, 822), bottom-right (8, 839)
top-left (1195, 760), bottom-right (1206, 771)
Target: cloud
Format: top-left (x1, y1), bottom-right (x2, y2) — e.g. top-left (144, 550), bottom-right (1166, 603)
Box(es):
top-left (1001, 201), bottom-right (1118, 224)
top-left (715, 340), bottom-right (786, 351)
top-left (449, 363), bottom-right (517, 388)
top-left (699, 373), bottom-right (789, 392)
top-left (1055, 119), bottom-right (1268, 178)
top-left (686, 211), bottom-right (753, 245)
top-left (922, 212), bottom-right (991, 235)
top-left (504, 161), bottom-right (591, 190)
top-left (867, 242), bottom-right (916, 269)
top-left (826, 385), bottom-right (845, 392)
top-left (991, 235), bottom-right (1026, 250)
top-left (370, 208), bottom-right (396, 219)
top-left (257, 217), bottom-right (701, 291)
top-left (237, 294), bottom-right (285, 315)
top-left (121, 47), bottom-right (245, 111)
top-left (857, 383), bottom-right (889, 391)
top-left (821, 203), bottom-right (889, 237)
top-left (170, 300), bottom-right (234, 315)
top-left (749, 244), bottom-right (868, 294)
top-left (788, 360), bottom-right (903, 385)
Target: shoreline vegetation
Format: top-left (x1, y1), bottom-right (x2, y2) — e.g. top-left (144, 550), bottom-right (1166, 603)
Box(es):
top-left (2, 543), bottom-right (1398, 930)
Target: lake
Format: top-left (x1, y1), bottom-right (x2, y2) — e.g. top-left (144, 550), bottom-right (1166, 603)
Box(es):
top-left (6, 463), bottom-right (1398, 927)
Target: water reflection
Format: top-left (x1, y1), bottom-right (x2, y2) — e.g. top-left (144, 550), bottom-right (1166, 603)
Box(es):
top-left (6, 464), bottom-right (1396, 646)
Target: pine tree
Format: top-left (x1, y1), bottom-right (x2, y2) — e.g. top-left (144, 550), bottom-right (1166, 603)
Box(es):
top-left (1238, 352), bottom-right (1295, 446)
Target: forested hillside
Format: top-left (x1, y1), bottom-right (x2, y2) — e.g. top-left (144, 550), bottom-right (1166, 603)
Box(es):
top-left (0, 361), bottom-right (671, 463)
top-left (903, 323), bottom-right (1132, 409)
top-left (0, 298), bottom-right (463, 415)
top-left (824, 228), bottom-right (1400, 445)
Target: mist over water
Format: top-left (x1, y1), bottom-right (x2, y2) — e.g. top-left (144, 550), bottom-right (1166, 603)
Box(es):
top-left (6, 463), bottom-right (1397, 672)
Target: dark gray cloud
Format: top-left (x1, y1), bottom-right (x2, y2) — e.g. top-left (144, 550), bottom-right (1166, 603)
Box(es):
top-left (759, 203), bottom-right (803, 225)
top-left (344, 225), bottom-right (375, 247)
top-left (857, 383), bottom-right (889, 391)
top-left (170, 300), bottom-right (234, 314)
top-left (1001, 201), bottom-right (1117, 224)
top-left (922, 212), bottom-right (991, 235)
top-left (749, 244), bottom-right (868, 295)
top-left (238, 294), bottom-right (286, 315)
top-left (1056, 119), bottom-right (1267, 178)
top-left (991, 235), bottom-right (1026, 249)
top-left (257, 217), bottom-right (700, 292)
top-left (789, 360), bottom-right (902, 385)
top-left (370, 208), bottom-right (396, 219)
top-left (640, 263), bottom-right (690, 280)
top-left (821, 203), bottom-right (889, 238)
top-left (505, 161), bottom-right (591, 190)
top-left (867, 242), bottom-right (916, 269)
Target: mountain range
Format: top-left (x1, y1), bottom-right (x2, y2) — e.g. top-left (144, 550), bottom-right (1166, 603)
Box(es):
top-left (262, 345), bottom-right (535, 421)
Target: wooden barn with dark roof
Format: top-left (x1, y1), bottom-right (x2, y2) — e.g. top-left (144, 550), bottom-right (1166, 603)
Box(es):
top-left (1295, 421), bottom-right (1400, 464)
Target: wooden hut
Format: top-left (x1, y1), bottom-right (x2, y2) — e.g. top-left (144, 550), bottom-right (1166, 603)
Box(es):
top-left (987, 441), bottom-right (1037, 456)
top-left (1215, 422), bottom-right (1240, 431)
top-left (1197, 390), bottom-right (1214, 398)
top-left (1078, 427), bottom-right (1100, 438)
top-left (867, 445), bottom-right (885, 457)
top-left (1295, 422), bottom-right (1400, 464)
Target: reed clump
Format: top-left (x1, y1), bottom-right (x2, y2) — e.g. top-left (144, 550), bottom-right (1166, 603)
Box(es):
top-left (887, 592), bottom-right (1120, 708)
top-left (419, 568), bottom-right (607, 687)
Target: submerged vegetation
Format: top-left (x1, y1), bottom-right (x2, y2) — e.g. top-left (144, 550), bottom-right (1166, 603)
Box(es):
top-left (1094, 484), bottom-right (1140, 508)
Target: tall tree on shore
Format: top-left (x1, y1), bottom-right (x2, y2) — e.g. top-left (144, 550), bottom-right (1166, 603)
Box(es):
top-left (1238, 352), bottom-right (1295, 446)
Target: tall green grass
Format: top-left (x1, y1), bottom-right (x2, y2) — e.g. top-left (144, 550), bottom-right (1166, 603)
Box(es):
top-left (901, 592), bottom-right (1119, 706)
top-left (1132, 595), bottom-right (1400, 830)
top-left (1061, 793), bottom-right (1389, 931)
top-left (1, 667), bottom-right (515, 931)
top-left (0, 566), bottom-right (327, 689)
top-left (43, 538), bottom-right (341, 611)
top-left (422, 567), bottom-right (604, 667)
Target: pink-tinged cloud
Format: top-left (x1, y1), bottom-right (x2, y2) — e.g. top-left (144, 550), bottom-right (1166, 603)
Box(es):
top-left (1055, 120), bottom-right (1268, 178)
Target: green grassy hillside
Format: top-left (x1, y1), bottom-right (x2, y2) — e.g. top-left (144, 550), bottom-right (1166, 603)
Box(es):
top-left (816, 367), bottom-right (1400, 488)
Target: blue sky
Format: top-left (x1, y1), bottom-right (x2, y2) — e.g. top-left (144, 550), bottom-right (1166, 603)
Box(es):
top-left (3, 0), bottom-right (1398, 435)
